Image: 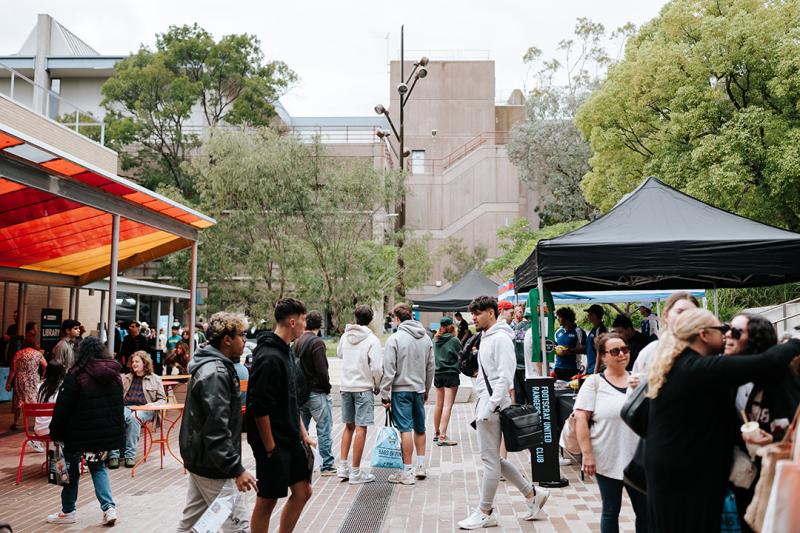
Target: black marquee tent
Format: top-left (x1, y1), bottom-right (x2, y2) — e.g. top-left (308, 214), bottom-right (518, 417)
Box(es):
top-left (413, 269), bottom-right (498, 311)
top-left (515, 177), bottom-right (800, 293)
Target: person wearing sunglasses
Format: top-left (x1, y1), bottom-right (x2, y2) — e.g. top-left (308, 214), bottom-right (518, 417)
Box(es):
top-left (645, 308), bottom-right (800, 533)
top-left (724, 313), bottom-right (800, 529)
top-left (575, 333), bottom-right (645, 533)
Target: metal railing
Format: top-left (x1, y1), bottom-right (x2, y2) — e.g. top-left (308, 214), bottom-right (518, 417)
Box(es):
top-left (288, 125), bottom-right (382, 144)
top-left (0, 62), bottom-right (106, 145)
top-left (407, 131), bottom-right (511, 174)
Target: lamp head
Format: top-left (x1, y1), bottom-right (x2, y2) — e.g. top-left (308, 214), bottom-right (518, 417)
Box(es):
top-left (419, 56), bottom-right (429, 66)
top-left (402, 148), bottom-right (411, 158)
top-left (417, 67), bottom-right (428, 79)
top-left (374, 104), bottom-right (386, 115)
top-left (397, 83), bottom-right (408, 95)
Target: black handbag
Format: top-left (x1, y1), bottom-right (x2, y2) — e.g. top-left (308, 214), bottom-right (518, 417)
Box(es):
top-left (480, 363), bottom-right (544, 452)
top-left (620, 381), bottom-right (649, 438)
top-left (623, 439), bottom-right (647, 495)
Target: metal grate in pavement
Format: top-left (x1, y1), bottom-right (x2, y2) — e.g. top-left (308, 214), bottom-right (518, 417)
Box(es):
top-left (336, 468), bottom-right (396, 533)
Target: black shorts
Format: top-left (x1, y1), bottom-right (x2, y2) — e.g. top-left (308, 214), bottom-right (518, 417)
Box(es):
top-left (255, 443), bottom-right (311, 499)
top-left (434, 373), bottom-right (460, 389)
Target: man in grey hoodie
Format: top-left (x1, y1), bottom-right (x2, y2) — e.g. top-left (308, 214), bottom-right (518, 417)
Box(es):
top-left (380, 303), bottom-right (435, 485)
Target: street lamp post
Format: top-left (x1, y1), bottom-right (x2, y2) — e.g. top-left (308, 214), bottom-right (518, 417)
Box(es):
top-left (374, 25), bottom-right (428, 299)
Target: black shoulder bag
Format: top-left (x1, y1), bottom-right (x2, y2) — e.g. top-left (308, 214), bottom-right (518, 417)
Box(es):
top-left (458, 332), bottom-right (481, 377)
top-left (619, 381), bottom-right (649, 438)
top-left (480, 361), bottom-right (544, 452)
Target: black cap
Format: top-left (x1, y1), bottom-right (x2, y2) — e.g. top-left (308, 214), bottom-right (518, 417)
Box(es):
top-left (586, 304), bottom-right (605, 316)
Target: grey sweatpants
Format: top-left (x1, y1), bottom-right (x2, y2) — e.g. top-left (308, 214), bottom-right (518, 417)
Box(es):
top-left (476, 403), bottom-right (535, 511)
top-left (176, 473), bottom-right (250, 533)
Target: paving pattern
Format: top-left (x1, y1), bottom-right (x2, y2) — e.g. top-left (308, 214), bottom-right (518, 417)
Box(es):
top-left (0, 403), bottom-right (636, 532)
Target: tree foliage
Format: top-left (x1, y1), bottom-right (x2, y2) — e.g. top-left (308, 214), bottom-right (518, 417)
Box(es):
top-left (101, 23), bottom-right (296, 199)
top-left (439, 238), bottom-right (488, 284)
top-left (509, 18), bottom-right (634, 225)
top-left (483, 218), bottom-right (588, 278)
top-left (160, 129), bottom-right (431, 329)
top-left (576, 0), bottom-right (800, 231)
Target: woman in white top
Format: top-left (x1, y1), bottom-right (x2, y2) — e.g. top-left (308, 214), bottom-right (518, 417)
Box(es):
top-left (575, 333), bottom-right (645, 533)
top-left (27, 360), bottom-right (67, 451)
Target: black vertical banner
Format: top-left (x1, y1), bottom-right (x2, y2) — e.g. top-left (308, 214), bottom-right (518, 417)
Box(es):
top-left (528, 376), bottom-right (561, 483)
top-left (40, 308), bottom-right (62, 359)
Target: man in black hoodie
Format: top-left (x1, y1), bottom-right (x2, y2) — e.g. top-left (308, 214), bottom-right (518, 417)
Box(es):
top-left (248, 298), bottom-right (316, 533)
top-left (177, 312), bottom-right (257, 533)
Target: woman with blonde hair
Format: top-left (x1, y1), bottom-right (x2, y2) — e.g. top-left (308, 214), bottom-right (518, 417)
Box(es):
top-left (109, 350), bottom-right (166, 469)
top-left (433, 317), bottom-right (461, 446)
top-left (645, 308), bottom-right (800, 532)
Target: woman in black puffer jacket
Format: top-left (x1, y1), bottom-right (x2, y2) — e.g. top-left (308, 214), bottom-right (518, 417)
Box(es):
top-left (47, 336), bottom-right (124, 527)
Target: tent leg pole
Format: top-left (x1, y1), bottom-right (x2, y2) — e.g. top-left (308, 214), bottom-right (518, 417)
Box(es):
top-left (16, 283), bottom-right (24, 336)
top-left (2, 282), bottom-right (7, 333)
top-left (168, 298), bottom-right (174, 332)
top-left (713, 284), bottom-right (719, 318)
top-left (68, 288), bottom-right (75, 319)
top-left (537, 277), bottom-right (547, 376)
top-left (189, 241), bottom-right (198, 360)
top-left (74, 288), bottom-right (81, 323)
top-left (46, 286), bottom-right (52, 308)
top-left (99, 290), bottom-right (106, 343)
top-left (107, 215), bottom-right (120, 357)
top-left (135, 295), bottom-right (140, 323)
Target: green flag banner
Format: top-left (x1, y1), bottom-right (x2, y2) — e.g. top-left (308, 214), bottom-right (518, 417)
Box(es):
top-left (525, 288), bottom-right (556, 364)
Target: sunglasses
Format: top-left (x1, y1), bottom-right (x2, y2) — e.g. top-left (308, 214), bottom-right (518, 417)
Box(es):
top-left (705, 324), bottom-right (730, 335)
top-left (727, 325), bottom-right (744, 340)
top-left (603, 346), bottom-right (630, 356)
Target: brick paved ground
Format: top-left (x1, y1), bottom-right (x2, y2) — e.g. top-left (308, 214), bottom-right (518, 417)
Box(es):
top-left (0, 402), bottom-right (636, 532)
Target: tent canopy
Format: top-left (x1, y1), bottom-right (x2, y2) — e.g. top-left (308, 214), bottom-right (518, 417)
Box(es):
top-left (0, 124), bottom-right (214, 287)
top-left (515, 177), bottom-right (800, 292)
top-left (413, 269), bottom-right (498, 311)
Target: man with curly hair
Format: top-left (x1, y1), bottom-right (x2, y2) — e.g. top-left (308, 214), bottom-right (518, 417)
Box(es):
top-left (177, 312), bottom-right (257, 533)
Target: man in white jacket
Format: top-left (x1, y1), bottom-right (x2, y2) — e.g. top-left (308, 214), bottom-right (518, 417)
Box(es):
top-left (336, 304), bottom-right (383, 484)
top-left (458, 296), bottom-right (549, 530)
top-left (379, 303), bottom-right (435, 485)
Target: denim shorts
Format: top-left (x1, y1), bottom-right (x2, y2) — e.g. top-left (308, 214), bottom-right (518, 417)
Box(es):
top-left (341, 391), bottom-right (374, 426)
top-left (391, 391), bottom-right (426, 433)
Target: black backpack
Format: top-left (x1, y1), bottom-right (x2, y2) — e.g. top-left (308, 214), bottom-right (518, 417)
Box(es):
top-left (458, 332), bottom-right (482, 377)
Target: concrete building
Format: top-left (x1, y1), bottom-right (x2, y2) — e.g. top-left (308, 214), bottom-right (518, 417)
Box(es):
top-left (1, 15), bottom-right (539, 317)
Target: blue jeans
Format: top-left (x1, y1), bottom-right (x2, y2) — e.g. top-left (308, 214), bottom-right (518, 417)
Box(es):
top-left (595, 473), bottom-right (647, 533)
top-left (61, 452), bottom-right (115, 513)
top-left (110, 407), bottom-right (156, 460)
top-left (300, 392), bottom-right (334, 470)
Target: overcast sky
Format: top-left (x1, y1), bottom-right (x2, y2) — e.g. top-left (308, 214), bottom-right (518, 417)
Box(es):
top-left (0, 0), bottom-right (669, 117)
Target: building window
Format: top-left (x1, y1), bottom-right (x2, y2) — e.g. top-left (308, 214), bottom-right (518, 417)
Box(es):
top-left (411, 150), bottom-right (426, 174)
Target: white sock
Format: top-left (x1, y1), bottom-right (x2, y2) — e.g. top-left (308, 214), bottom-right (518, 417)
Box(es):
top-left (404, 463), bottom-right (413, 473)
top-left (416, 455), bottom-right (426, 466)
top-left (351, 467), bottom-right (361, 476)
top-left (339, 459), bottom-right (349, 468)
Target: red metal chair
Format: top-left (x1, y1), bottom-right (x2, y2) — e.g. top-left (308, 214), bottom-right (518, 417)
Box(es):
top-left (16, 402), bottom-right (55, 484)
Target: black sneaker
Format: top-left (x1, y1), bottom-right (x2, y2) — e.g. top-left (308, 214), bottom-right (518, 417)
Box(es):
top-left (108, 458), bottom-right (120, 469)
top-left (124, 458), bottom-right (135, 468)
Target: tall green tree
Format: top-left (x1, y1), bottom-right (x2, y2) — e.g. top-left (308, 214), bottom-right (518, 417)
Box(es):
top-left (509, 18), bottom-right (634, 225)
top-left (439, 238), bottom-right (488, 284)
top-left (164, 129), bottom-right (431, 329)
top-left (576, 0), bottom-right (800, 231)
top-left (101, 23), bottom-right (296, 199)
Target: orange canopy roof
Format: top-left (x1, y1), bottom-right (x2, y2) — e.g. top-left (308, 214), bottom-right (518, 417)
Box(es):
top-left (0, 125), bottom-right (215, 286)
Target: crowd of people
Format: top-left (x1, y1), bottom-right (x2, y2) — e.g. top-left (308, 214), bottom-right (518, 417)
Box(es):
top-left (2, 291), bottom-right (799, 532)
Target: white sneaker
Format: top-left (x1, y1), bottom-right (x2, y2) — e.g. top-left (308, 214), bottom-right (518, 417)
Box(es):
top-left (348, 471), bottom-right (376, 485)
top-left (28, 441), bottom-right (45, 453)
top-left (523, 487), bottom-right (550, 520)
top-left (415, 463), bottom-right (427, 480)
top-left (47, 511), bottom-right (76, 524)
top-left (336, 463), bottom-right (350, 480)
top-left (559, 456), bottom-right (573, 466)
top-left (458, 508), bottom-right (498, 530)
top-left (102, 506), bottom-right (117, 526)
top-left (387, 470), bottom-right (416, 485)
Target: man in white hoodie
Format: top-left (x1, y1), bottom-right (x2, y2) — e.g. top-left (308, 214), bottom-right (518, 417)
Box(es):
top-left (336, 304), bottom-right (383, 484)
top-left (457, 296), bottom-right (548, 530)
top-left (380, 303), bottom-right (435, 485)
